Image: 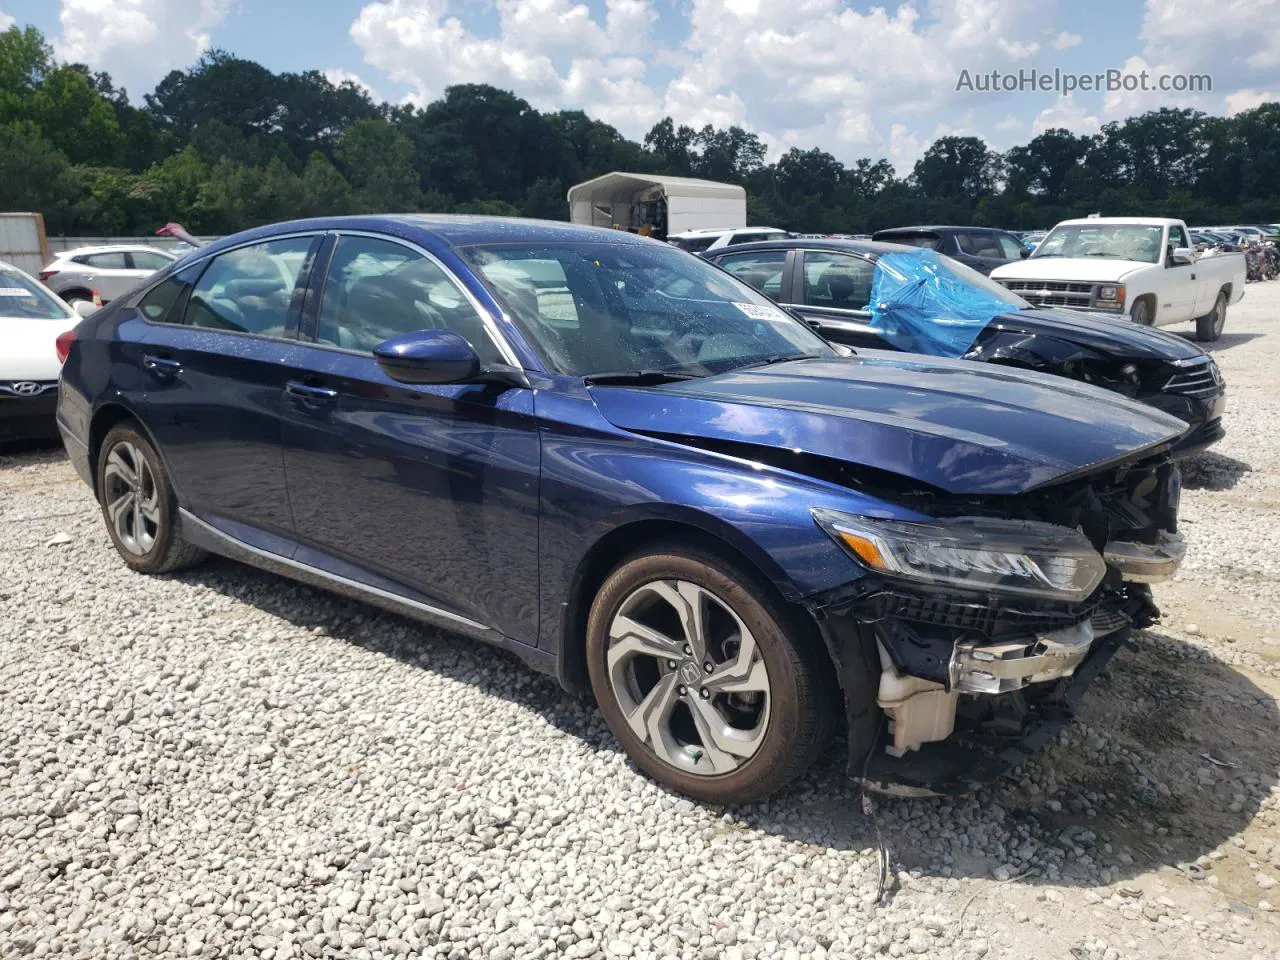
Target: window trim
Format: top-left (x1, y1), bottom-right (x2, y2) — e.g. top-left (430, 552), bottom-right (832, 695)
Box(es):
top-left (798, 250), bottom-right (876, 316)
top-left (138, 231), bottom-right (325, 343)
top-left (299, 230), bottom-right (522, 368)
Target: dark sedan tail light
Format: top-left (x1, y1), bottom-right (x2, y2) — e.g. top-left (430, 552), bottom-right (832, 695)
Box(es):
top-left (55, 329), bottom-right (77, 364)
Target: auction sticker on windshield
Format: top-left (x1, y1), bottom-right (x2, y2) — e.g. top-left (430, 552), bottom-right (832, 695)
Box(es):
top-left (734, 302), bottom-right (789, 321)
top-left (0, 288), bottom-right (37, 297)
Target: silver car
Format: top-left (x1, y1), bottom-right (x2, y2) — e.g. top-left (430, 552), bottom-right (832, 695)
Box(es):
top-left (40, 245), bottom-right (177, 307)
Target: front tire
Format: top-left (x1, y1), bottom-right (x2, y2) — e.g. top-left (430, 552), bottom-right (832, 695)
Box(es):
top-left (1196, 291), bottom-right (1227, 342)
top-left (96, 424), bottom-right (206, 574)
top-left (586, 543), bottom-right (837, 804)
top-left (1130, 298), bottom-right (1154, 326)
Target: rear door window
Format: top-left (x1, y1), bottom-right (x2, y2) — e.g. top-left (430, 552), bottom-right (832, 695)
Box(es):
top-left (956, 232), bottom-right (1006, 258)
top-left (180, 236), bottom-right (315, 337)
top-left (138, 266), bottom-right (201, 323)
top-left (714, 251), bottom-right (788, 300)
top-left (84, 252), bottom-right (129, 269)
top-left (801, 252), bottom-right (875, 311)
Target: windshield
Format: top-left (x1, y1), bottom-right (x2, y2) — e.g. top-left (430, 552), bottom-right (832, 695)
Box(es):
top-left (462, 241), bottom-right (833, 377)
top-left (926, 252), bottom-right (1031, 309)
top-left (0, 267), bottom-right (75, 320)
top-left (1032, 224), bottom-right (1164, 263)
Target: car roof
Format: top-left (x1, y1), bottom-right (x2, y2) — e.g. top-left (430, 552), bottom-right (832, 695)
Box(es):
top-left (189, 215), bottom-right (676, 261)
top-left (703, 238), bottom-right (915, 257)
top-left (1053, 217), bottom-right (1180, 227)
top-left (55, 244), bottom-right (173, 258)
top-left (872, 225), bottom-right (1011, 235)
top-left (669, 226), bottom-right (786, 238)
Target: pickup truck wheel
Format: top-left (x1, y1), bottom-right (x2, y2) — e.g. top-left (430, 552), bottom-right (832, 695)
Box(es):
top-left (1130, 298), bottom-right (1154, 326)
top-left (586, 545), bottom-right (837, 804)
top-left (1196, 292), bottom-right (1227, 342)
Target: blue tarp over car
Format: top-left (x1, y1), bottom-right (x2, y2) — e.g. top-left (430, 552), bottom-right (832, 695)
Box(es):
top-left (868, 248), bottom-right (1014, 357)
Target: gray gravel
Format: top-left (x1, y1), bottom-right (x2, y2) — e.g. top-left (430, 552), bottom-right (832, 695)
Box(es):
top-left (2, 289), bottom-right (1280, 959)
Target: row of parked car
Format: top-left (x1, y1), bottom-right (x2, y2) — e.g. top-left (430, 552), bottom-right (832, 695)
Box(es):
top-left (1, 212), bottom-right (1236, 802)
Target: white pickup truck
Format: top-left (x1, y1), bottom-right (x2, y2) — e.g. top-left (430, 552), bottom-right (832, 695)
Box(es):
top-left (990, 217), bottom-right (1246, 342)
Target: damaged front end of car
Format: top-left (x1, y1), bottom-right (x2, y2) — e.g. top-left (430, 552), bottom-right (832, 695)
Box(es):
top-left (805, 451), bottom-right (1184, 796)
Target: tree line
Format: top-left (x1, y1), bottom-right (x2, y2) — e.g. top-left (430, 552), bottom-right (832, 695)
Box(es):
top-left (3, 24), bottom-right (1279, 239)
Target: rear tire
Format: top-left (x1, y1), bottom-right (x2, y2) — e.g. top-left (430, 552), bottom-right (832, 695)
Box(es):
top-left (1130, 298), bottom-right (1154, 326)
top-left (96, 424), bottom-right (206, 574)
top-left (1196, 291), bottom-right (1227, 342)
top-left (586, 542), bottom-right (837, 804)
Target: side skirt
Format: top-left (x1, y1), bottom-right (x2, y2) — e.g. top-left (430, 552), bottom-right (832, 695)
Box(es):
top-left (178, 508), bottom-right (556, 677)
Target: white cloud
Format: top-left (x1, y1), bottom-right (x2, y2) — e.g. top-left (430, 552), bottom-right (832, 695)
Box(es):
top-left (1053, 31), bottom-right (1081, 50)
top-left (994, 113), bottom-right (1023, 132)
top-left (349, 0), bottom-right (1055, 158)
top-left (0, 11), bottom-right (15, 30)
top-left (54, 0), bottom-right (231, 94)
top-left (1103, 0), bottom-right (1280, 117)
top-left (1032, 95), bottom-right (1100, 134)
top-left (323, 68), bottom-right (379, 101)
top-left (1224, 88), bottom-right (1280, 114)
top-left (349, 0), bottom-right (662, 136)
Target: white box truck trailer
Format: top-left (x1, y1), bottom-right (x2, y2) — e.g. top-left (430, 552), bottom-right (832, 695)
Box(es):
top-left (567, 172), bottom-right (746, 242)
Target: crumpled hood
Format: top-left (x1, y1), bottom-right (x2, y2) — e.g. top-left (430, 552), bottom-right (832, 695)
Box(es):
top-left (984, 308), bottom-right (1205, 361)
top-left (590, 354), bottom-right (1187, 495)
top-left (991, 258), bottom-right (1147, 283)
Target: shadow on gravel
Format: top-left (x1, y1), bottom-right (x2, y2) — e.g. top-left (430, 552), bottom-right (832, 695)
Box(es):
top-left (180, 559), bottom-right (1280, 888)
top-left (1176, 330), bottom-right (1263, 352)
top-left (0, 438), bottom-right (66, 463)
top-left (1180, 450), bottom-right (1252, 490)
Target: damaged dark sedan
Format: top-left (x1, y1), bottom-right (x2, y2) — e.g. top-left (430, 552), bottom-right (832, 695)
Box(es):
top-left (707, 239), bottom-right (1225, 458)
top-left (59, 216), bottom-right (1189, 804)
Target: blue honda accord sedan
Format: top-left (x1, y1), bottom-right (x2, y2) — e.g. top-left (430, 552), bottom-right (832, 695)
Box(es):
top-left (57, 216), bottom-right (1190, 800)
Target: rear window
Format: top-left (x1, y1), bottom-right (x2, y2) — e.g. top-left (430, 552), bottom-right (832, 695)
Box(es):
top-left (671, 236), bottom-right (717, 253)
top-left (0, 268), bottom-right (74, 320)
top-left (877, 233), bottom-right (940, 249)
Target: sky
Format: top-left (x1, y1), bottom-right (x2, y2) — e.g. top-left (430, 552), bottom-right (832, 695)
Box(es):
top-left (3, 0), bottom-right (1280, 174)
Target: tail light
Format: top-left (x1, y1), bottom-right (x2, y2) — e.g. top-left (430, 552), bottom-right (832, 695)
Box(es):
top-left (38, 270), bottom-right (58, 282)
top-left (55, 328), bottom-right (77, 364)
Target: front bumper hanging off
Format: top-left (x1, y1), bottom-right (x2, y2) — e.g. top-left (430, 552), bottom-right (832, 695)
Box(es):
top-left (811, 569), bottom-right (1164, 796)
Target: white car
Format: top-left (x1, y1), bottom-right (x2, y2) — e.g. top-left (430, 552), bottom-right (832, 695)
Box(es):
top-left (39, 244), bottom-right (177, 308)
top-left (991, 217), bottom-right (1247, 342)
top-left (0, 261), bottom-right (89, 443)
top-left (668, 226), bottom-right (788, 254)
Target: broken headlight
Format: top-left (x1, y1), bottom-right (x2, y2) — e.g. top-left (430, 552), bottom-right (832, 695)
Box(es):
top-left (813, 510), bottom-right (1106, 602)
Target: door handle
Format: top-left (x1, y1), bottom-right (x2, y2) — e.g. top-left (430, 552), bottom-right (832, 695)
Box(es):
top-left (285, 380), bottom-right (338, 402)
top-left (142, 354), bottom-right (181, 376)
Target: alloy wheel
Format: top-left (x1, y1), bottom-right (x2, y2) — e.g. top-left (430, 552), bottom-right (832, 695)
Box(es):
top-left (102, 440), bottom-right (160, 555)
top-left (605, 579), bottom-right (771, 776)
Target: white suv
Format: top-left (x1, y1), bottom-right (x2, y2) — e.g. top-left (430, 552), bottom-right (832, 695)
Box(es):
top-left (40, 245), bottom-right (178, 307)
top-left (669, 227), bottom-right (788, 254)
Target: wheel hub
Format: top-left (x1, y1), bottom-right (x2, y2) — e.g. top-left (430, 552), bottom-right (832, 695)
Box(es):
top-left (605, 578), bottom-right (772, 777)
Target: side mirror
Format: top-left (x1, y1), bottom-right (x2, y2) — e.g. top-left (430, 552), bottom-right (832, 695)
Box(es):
top-left (73, 300), bottom-right (98, 318)
top-left (373, 329), bottom-right (481, 385)
top-left (1169, 246), bottom-right (1194, 266)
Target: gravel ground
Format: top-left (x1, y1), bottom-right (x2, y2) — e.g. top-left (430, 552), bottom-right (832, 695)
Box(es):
top-left (2, 290), bottom-right (1279, 960)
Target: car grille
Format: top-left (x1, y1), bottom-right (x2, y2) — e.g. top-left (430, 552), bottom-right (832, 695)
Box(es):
top-left (0, 380), bottom-right (58, 399)
top-left (998, 279), bottom-right (1095, 309)
top-left (1163, 358), bottom-right (1222, 400)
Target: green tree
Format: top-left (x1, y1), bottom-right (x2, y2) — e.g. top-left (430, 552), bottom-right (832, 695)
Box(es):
top-left (30, 65), bottom-right (124, 165)
top-left (912, 136), bottom-right (1003, 202)
top-left (337, 118), bottom-right (420, 212)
